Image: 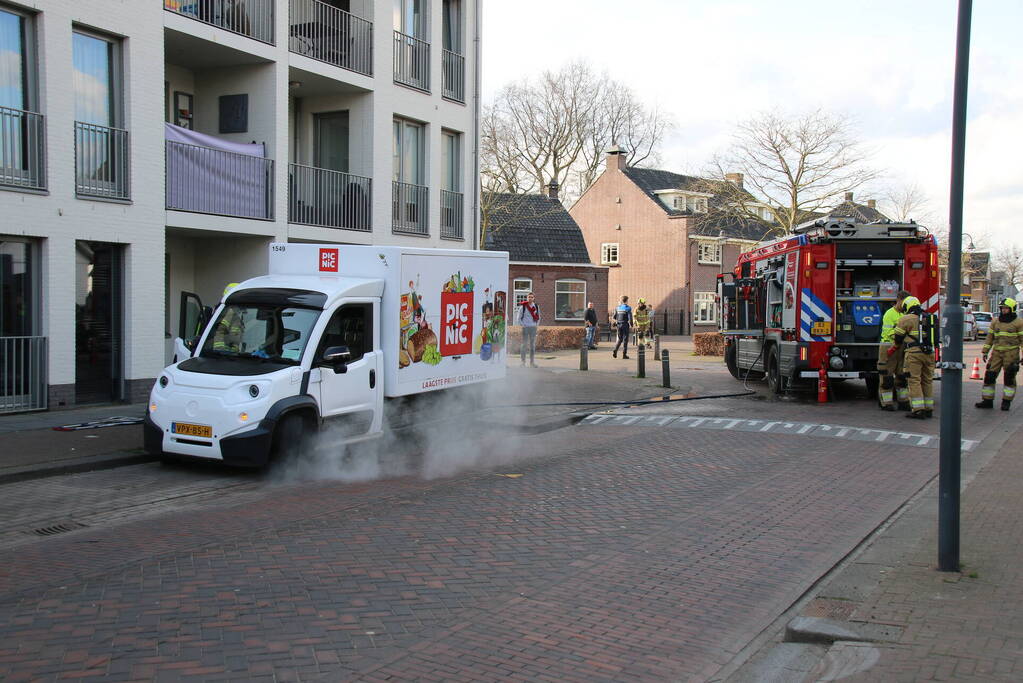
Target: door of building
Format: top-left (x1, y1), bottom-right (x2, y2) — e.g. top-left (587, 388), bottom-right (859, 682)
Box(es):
top-left (75, 241), bottom-right (123, 404)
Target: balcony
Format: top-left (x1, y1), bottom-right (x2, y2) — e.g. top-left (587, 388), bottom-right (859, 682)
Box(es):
top-left (0, 107), bottom-right (45, 192)
top-left (75, 122), bottom-right (130, 201)
top-left (440, 189), bottom-right (463, 240)
top-left (393, 30), bottom-right (430, 92)
top-left (392, 181), bottom-right (428, 235)
top-left (289, 0), bottom-right (373, 76)
top-left (164, 0), bottom-right (275, 45)
top-left (289, 164), bottom-right (371, 231)
top-left (441, 50), bottom-right (464, 103)
top-left (166, 139), bottom-right (274, 220)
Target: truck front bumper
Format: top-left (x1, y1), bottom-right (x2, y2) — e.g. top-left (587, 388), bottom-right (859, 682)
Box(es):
top-left (145, 410), bottom-right (273, 469)
top-left (799, 370), bottom-right (869, 379)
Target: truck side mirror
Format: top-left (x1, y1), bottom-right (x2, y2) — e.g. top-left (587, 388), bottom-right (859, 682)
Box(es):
top-left (321, 345), bottom-right (352, 373)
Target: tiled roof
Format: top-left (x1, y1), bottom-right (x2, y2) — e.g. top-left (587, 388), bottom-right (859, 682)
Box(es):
top-left (483, 193), bottom-right (592, 263)
top-left (621, 167), bottom-right (757, 217)
top-left (829, 200), bottom-right (890, 223)
top-left (688, 213), bottom-right (776, 242)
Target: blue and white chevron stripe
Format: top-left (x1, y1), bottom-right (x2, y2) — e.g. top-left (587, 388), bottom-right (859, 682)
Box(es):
top-left (800, 288), bottom-right (833, 341)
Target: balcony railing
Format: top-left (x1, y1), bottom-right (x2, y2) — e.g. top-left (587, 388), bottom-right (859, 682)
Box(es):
top-left (289, 0), bottom-right (372, 76)
top-left (392, 181), bottom-right (428, 235)
top-left (289, 164), bottom-right (371, 231)
top-left (166, 140), bottom-right (274, 220)
top-left (440, 189), bottom-right (463, 240)
top-left (0, 107), bottom-right (45, 192)
top-left (0, 336), bottom-right (47, 414)
top-left (164, 0), bottom-right (275, 44)
top-left (75, 122), bottom-right (130, 200)
top-left (441, 50), bottom-right (464, 103)
top-left (393, 30), bottom-right (430, 92)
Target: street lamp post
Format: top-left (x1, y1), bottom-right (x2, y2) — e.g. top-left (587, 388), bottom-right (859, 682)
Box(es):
top-left (938, 0), bottom-right (973, 573)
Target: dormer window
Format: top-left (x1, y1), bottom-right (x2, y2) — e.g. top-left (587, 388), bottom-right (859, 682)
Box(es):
top-left (671, 194), bottom-right (708, 213)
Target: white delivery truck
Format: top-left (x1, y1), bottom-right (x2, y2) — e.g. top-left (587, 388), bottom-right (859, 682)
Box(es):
top-left (145, 244), bottom-right (509, 467)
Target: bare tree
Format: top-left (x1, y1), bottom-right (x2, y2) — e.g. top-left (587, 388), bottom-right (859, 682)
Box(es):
top-left (707, 110), bottom-right (878, 233)
top-left (880, 182), bottom-right (934, 224)
top-left (993, 244), bottom-right (1023, 290)
top-left (481, 61), bottom-right (672, 202)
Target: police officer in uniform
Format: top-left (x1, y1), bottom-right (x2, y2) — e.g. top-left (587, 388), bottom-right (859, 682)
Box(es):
top-left (889, 295), bottom-right (936, 419)
top-left (877, 289), bottom-right (911, 411)
top-left (976, 297), bottom-right (1023, 411)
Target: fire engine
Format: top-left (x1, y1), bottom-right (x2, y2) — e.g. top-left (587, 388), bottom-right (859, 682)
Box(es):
top-left (716, 217), bottom-right (940, 398)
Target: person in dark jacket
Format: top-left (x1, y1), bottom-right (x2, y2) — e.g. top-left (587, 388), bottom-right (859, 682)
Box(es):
top-left (612, 295), bottom-right (633, 359)
top-left (584, 302), bottom-right (598, 349)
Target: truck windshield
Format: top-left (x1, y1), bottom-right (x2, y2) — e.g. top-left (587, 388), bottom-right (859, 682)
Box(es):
top-left (199, 304), bottom-right (321, 365)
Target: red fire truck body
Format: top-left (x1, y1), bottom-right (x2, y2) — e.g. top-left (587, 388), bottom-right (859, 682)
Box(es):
top-left (717, 217), bottom-right (939, 396)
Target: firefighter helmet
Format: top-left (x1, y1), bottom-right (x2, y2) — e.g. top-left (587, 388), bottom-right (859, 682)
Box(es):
top-left (902, 295), bottom-right (921, 311)
top-left (999, 297), bottom-right (1017, 311)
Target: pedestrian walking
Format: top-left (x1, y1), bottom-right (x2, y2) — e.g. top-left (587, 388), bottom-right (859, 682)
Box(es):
top-left (976, 297), bottom-right (1023, 411)
top-left (889, 295), bottom-right (937, 419)
top-left (517, 292), bottom-right (541, 367)
top-left (612, 295), bottom-right (633, 359)
top-left (635, 298), bottom-right (652, 349)
top-left (583, 302), bottom-right (598, 350)
top-left (877, 290), bottom-right (911, 411)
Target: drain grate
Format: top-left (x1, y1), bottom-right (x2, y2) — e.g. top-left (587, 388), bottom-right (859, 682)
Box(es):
top-left (27, 521), bottom-right (89, 537)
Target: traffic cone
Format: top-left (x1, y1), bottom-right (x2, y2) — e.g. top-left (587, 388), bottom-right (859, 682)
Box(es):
top-left (970, 357), bottom-right (982, 380)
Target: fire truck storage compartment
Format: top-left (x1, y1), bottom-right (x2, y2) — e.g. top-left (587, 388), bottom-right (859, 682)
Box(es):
top-left (833, 241), bottom-right (904, 370)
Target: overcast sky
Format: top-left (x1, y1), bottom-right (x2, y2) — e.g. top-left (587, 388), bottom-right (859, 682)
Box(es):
top-left (481, 0), bottom-right (1022, 249)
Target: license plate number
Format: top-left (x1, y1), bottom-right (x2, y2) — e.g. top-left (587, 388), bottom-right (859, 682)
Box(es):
top-left (811, 322), bottom-right (831, 336)
top-left (172, 422), bottom-right (212, 438)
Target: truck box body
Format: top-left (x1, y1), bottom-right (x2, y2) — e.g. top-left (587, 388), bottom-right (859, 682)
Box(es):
top-left (145, 244), bottom-right (509, 466)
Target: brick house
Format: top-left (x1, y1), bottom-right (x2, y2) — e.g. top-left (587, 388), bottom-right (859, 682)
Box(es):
top-left (484, 183), bottom-right (608, 329)
top-left (569, 149), bottom-right (772, 334)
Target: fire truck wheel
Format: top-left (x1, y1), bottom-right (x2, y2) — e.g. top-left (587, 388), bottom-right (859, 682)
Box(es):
top-left (766, 346), bottom-right (784, 395)
top-left (725, 344), bottom-right (741, 379)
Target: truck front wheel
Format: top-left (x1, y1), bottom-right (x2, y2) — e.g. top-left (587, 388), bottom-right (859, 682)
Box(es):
top-left (766, 346), bottom-right (784, 395)
top-left (274, 413), bottom-right (311, 462)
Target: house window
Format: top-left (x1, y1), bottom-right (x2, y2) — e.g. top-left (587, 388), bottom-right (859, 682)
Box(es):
top-left (601, 243), bottom-right (619, 265)
top-left (394, 0), bottom-right (427, 38)
top-left (698, 241), bottom-right (721, 265)
top-left (694, 292), bottom-right (716, 324)
top-left (555, 280), bottom-right (585, 320)
top-left (673, 195), bottom-right (707, 213)
top-left (73, 30), bottom-right (122, 127)
top-left (441, 130), bottom-right (460, 192)
top-left (513, 278), bottom-right (532, 306)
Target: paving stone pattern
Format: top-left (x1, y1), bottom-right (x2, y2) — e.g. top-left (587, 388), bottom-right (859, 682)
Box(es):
top-left (0, 426), bottom-right (936, 681)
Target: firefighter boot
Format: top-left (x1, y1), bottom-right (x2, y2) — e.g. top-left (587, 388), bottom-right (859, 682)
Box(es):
top-left (975, 398), bottom-right (994, 409)
top-left (924, 410), bottom-right (934, 418)
top-left (1002, 399), bottom-right (1011, 411)
top-left (897, 402), bottom-right (911, 411)
top-left (906, 411), bottom-right (927, 420)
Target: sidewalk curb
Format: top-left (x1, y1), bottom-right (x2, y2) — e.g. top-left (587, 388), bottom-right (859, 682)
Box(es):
top-left (0, 450), bottom-right (157, 486)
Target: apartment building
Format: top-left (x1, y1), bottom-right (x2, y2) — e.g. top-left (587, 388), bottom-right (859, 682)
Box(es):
top-left (0, 0), bottom-right (480, 413)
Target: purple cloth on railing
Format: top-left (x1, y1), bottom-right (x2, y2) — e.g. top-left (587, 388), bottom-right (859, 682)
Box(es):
top-left (164, 123), bottom-right (270, 219)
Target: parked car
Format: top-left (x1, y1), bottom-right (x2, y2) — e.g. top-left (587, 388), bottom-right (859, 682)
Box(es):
top-left (941, 310), bottom-right (978, 340)
top-left (974, 311), bottom-right (993, 339)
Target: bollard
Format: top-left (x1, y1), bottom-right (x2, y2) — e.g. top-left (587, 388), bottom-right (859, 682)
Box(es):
top-left (580, 340), bottom-right (589, 371)
top-left (661, 349), bottom-right (671, 388)
top-left (654, 334), bottom-right (660, 361)
top-left (637, 343), bottom-right (646, 378)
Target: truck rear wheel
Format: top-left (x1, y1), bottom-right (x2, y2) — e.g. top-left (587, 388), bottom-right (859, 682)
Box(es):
top-left (725, 344), bottom-right (741, 379)
top-left (766, 346), bottom-right (784, 395)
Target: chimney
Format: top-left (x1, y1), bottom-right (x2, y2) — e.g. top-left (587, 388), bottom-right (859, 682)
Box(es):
top-left (606, 145), bottom-right (626, 171)
top-left (844, 191), bottom-right (854, 202)
top-left (545, 179), bottom-right (560, 202)
top-left (724, 172), bottom-right (744, 189)
top-left (866, 199), bottom-right (876, 209)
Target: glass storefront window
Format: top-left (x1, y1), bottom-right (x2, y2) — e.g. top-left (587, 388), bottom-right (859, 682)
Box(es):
top-left (0, 239), bottom-right (34, 336)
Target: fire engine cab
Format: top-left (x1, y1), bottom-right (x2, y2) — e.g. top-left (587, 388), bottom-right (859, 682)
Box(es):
top-left (717, 217), bottom-right (939, 398)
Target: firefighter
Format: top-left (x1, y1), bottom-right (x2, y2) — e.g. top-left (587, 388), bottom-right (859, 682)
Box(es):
top-left (634, 298), bottom-right (652, 349)
top-left (877, 289), bottom-right (911, 411)
top-left (889, 295), bottom-right (936, 419)
top-left (212, 283), bottom-right (243, 353)
top-left (975, 297), bottom-right (1023, 411)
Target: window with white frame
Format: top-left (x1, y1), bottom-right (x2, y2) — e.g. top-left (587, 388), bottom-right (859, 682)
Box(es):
top-left (555, 280), bottom-right (585, 320)
top-left (513, 278), bottom-right (532, 306)
top-left (694, 292), bottom-right (716, 324)
top-left (673, 195), bottom-right (708, 213)
top-left (698, 241), bottom-right (721, 265)
top-left (601, 242), bottom-right (619, 265)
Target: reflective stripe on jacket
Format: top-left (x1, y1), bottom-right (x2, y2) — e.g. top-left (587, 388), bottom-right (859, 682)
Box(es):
top-left (880, 306), bottom-right (901, 344)
top-left (983, 318), bottom-right (1023, 352)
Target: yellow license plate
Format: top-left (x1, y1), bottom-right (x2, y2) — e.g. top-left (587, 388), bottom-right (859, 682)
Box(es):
top-left (811, 322), bottom-right (831, 336)
top-left (172, 422), bottom-right (212, 438)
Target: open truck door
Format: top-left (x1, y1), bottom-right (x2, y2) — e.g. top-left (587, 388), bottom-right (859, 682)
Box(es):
top-left (174, 291), bottom-right (211, 362)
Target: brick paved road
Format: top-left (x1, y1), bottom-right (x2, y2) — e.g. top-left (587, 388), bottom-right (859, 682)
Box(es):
top-left (0, 418), bottom-right (938, 681)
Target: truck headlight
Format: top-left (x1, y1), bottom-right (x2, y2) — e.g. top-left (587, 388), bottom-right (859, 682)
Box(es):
top-left (829, 356), bottom-right (845, 370)
top-left (249, 384), bottom-right (259, 398)
top-left (159, 375), bottom-right (169, 388)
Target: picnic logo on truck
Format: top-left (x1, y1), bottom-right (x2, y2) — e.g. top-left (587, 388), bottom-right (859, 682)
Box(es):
top-left (318, 248), bottom-right (339, 272)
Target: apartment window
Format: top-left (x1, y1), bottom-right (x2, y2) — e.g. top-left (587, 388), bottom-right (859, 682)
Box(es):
top-left (314, 111), bottom-right (349, 173)
top-left (601, 243), bottom-right (619, 265)
top-left (440, 130), bottom-right (462, 239)
top-left (0, 7), bottom-right (35, 111)
top-left (555, 280), bottom-right (585, 320)
top-left (442, 0), bottom-right (461, 52)
top-left (698, 241), bottom-right (721, 265)
top-left (513, 278), bottom-right (532, 306)
top-left (394, 0), bottom-right (427, 37)
top-left (393, 118), bottom-right (424, 185)
top-left (393, 117), bottom-right (427, 232)
top-left (73, 29), bottom-right (128, 199)
top-left (694, 292), bottom-right (716, 324)
top-left (0, 6), bottom-right (45, 191)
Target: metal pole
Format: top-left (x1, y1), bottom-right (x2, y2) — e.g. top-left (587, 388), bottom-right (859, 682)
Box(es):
top-left (580, 339), bottom-right (588, 372)
top-left (661, 349), bottom-right (670, 388)
top-left (939, 0), bottom-right (972, 573)
top-left (654, 334), bottom-right (661, 362)
top-left (637, 343), bottom-right (645, 378)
